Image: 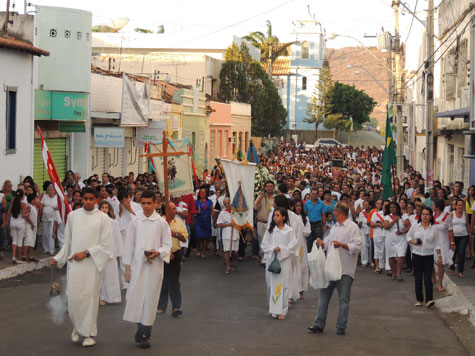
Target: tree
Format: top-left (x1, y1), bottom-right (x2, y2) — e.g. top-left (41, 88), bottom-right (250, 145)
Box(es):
top-left (243, 20), bottom-right (294, 76)
top-left (305, 57), bottom-right (332, 138)
top-left (323, 82), bottom-right (376, 131)
top-left (218, 43), bottom-right (287, 137)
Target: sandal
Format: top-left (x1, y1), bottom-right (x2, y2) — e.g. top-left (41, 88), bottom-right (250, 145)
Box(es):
top-left (397, 277), bottom-right (403, 282)
top-left (458, 273), bottom-right (465, 278)
top-left (449, 270), bottom-right (456, 276)
top-left (225, 270), bottom-right (230, 274)
top-left (99, 301), bottom-right (106, 306)
top-left (231, 266), bottom-right (237, 272)
top-left (278, 315), bottom-right (286, 320)
top-left (375, 269), bottom-right (382, 274)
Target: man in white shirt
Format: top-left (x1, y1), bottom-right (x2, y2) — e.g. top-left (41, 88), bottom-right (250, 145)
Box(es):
top-left (74, 172), bottom-right (85, 190)
top-left (308, 202), bottom-right (362, 336)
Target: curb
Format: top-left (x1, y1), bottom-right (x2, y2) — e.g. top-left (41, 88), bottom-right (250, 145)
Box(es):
top-left (0, 258), bottom-right (50, 281)
top-left (441, 272), bottom-right (475, 327)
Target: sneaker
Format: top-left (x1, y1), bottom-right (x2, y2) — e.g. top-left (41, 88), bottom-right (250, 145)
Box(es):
top-left (414, 301), bottom-right (423, 307)
top-left (426, 300), bottom-right (435, 308)
top-left (71, 329), bottom-right (80, 343)
top-left (308, 325), bottom-right (324, 333)
top-left (82, 337), bottom-right (96, 347)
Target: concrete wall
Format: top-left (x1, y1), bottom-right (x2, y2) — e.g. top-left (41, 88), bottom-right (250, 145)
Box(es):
top-left (436, 134), bottom-right (468, 186)
top-left (284, 129), bottom-right (335, 144)
top-left (91, 73), bottom-right (123, 113)
top-left (35, 6), bottom-right (92, 92)
top-left (0, 49), bottom-right (34, 186)
top-left (92, 53), bottom-right (222, 97)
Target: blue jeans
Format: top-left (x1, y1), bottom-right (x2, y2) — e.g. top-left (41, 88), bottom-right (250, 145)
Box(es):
top-left (450, 235), bottom-right (470, 274)
top-left (314, 275), bottom-right (353, 331)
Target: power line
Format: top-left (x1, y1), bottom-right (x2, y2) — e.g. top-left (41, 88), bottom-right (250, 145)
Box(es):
top-left (404, 0), bottom-right (418, 44)
top-left (167, 0), bottom-right (296, 47)
top-left (403, 11), bottom-right (472, 90)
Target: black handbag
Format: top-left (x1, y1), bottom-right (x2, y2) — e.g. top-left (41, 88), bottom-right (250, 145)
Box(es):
top-left (267, 252), bottom-right (281, 274)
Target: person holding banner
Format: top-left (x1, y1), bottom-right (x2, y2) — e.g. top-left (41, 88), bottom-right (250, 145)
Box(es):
top-left (40, 184), bottom-right (58, 255)
top-left (217, 198), bottom-right (240, 274)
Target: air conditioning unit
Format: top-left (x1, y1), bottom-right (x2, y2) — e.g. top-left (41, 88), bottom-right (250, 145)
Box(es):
top-left (228, 137), bottom-right (235, 143)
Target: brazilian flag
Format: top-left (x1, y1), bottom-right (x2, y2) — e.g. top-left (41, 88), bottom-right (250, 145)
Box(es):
top-left (382, 111), bottom-right (397, 200)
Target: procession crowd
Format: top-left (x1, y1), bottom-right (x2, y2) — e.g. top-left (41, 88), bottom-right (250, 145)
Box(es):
top-left (0, 141), bottom-right (473, 347)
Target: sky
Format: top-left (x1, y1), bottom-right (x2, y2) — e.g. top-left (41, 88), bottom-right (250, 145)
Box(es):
top-left (2, 0), bottom-right (427, 69)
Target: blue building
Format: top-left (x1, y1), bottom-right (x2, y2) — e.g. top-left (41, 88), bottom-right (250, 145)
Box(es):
top-left (271, 17), bottom-right (326, 134)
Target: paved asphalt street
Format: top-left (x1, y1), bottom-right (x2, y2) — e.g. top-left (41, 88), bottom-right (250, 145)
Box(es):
top-left (0, 252), bottom-right (470, 356)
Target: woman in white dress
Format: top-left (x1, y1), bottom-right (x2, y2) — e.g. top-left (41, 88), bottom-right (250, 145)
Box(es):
top-left (217, 198), bottom-right (240, 274)
top-left (370, 199), bottom-right (385, 274)
top-left (99, 201), bottom-right (123, 305)
top-left (384, 202), bottom-right (410, 281)
top-left (432, 198), bottom-right (454, 292)
top-left (40, 184), bottom-right (58, 255)
top-left (261, 207), bottom-right (298, 320)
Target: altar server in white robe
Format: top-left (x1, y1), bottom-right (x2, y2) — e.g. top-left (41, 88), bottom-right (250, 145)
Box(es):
top-left (99, 201), bottom-right (124, 304)
top-left (292, 199), bottom-right (311, 297)
top-left (123, 190), bottom-right (172, 349)
top-left (268, 195), bottom-right (304, 303)
top-left (118, 189), bottom-right (138, 290)
top-left (50, 188), bottom-right (112, 348)
top-left (261, 207), bottom-right (298, 320)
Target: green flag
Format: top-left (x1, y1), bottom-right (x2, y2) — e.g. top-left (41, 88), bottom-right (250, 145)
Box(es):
top-left (382, 112), bottom-right (397, 200)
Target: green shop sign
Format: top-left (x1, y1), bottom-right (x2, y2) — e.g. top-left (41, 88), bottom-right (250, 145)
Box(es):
top-left (59, 121), bottom-right (86, 132)
top-left (35, 90), bottom-right (88, 121)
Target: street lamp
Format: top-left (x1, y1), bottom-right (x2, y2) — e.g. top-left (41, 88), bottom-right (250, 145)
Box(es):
top-left (346, 64), bottom-right (389, 94)
top-left (328, 32), bottom-right (395, 77)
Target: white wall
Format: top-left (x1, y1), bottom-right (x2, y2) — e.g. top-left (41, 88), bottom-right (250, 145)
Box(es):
top-left (0, 49), bottom-right (34, 186)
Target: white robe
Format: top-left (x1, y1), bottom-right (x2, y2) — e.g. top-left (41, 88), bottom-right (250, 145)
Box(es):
top-left (123, 211), bottom-right (172, 326)
top-left (54, 208), bottom-right (112, 337)
top-left (299, 218), bottom-right (311, 293)
top-left (261, 224), bottom-right (298, 316)
top-left (100, 218), bottom-right (124, 303)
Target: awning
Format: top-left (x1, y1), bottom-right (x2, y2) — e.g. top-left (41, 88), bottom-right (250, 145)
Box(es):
top-left (435, 107), bottom-right (469, 119)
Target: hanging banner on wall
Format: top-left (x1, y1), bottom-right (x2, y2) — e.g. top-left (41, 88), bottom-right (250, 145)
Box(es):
top-left (151, 139), bottom-right (194, 197)
top-left (121, 73), bottom-right (151, 127)
top-left (135, 120), bottom-right (167, 147)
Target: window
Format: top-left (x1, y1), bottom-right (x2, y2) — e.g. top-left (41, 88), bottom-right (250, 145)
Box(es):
top-left (6, 88), bottom-right (17, 153)
top-left (302, 76), bottom-right (307, 90)
top-left (301, 41), bottom-right (310, 59)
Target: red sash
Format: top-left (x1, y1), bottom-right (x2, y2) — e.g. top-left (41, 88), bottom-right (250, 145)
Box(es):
top-left (376, 212), bottom-right (384, 223)
top-left (433, 213), bottom-right (448, 225)
top-left (362, 211), bottom-right (368, 219)
top-left (388, 214), bottom-right (396, 221)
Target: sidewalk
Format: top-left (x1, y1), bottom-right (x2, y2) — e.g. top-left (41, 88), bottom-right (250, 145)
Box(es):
top-left (0, 249), bottom-right (51, 280)
top-left (438, 258), bottom-right (475, 326)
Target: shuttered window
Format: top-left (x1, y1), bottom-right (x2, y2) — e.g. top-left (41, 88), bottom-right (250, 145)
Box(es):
top-left (33, 138), bottom-right (68, 191)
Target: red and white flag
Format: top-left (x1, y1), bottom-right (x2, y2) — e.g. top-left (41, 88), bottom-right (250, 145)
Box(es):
top-left (38, 127), bottom-right (71, 223)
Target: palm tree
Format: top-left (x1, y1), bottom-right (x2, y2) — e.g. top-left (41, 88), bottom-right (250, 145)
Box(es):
top-left (243, 20), bottom-right (294, 77)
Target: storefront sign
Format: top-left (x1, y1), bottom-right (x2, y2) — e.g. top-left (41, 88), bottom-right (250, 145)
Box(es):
top-left (35, 90), bottom-right (88, 121)
top-left (135, 120), bottom-right (167, 147)
top-left (94, 127), bottom-right (125, 148)
top-left (59, 121), bottom-right (86, 132)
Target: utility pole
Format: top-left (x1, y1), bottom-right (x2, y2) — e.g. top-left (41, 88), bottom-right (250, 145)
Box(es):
top-left (425, 0), bottom-right (435, 188)
top-left (393, 1), bottom-right (404, 176)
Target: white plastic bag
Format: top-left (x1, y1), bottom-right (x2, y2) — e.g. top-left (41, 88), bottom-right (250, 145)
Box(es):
top-left (325, 243), bottom-right (342, 282)
top-left (308, 244), bottom-right (329, 289)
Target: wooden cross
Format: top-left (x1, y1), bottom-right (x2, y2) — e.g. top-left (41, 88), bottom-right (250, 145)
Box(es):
top-left (139, 130), bottom-right (191, 221)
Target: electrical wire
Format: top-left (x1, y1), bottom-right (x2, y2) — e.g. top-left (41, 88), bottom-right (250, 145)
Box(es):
top-left (402, 12), bottom-right (472, 90)
top-left (167, 0), bottom-right (296, 47)
top-left (404, 0), bottom-right (418, 44)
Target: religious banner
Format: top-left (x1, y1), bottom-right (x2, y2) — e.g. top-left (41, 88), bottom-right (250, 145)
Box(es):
top-left (121, 73), bottom-right (150, 127)
top-left (220, 159), bottom-right (257, 230)
top-left (150, 138), bottom-right (193, 197)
